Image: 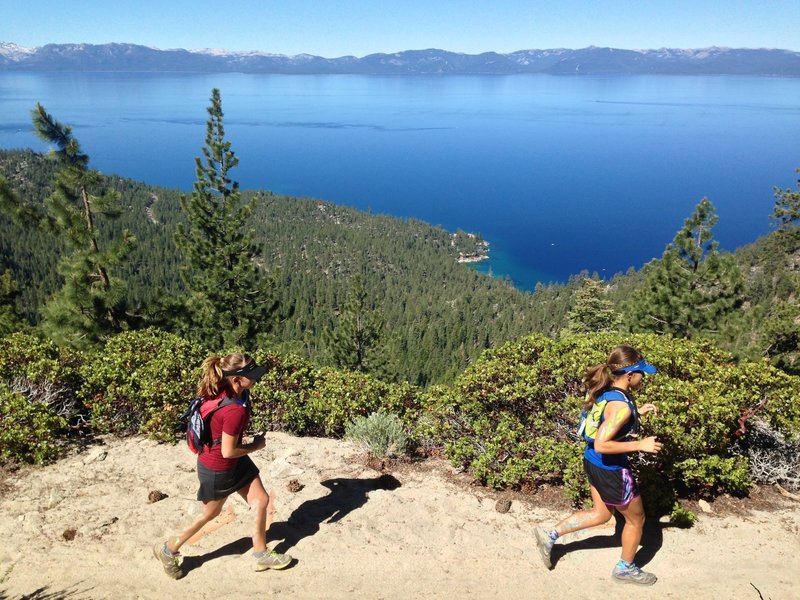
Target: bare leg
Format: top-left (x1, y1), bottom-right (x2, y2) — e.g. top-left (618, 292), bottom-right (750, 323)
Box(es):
top-left (238, 475), bottom-right (270, 553)
top-left (615, 496), bottom-right (645, 563)
top-left (167, 497), bottom-right (227, 553)
top-left (554, 484), bottom-right (614, 536)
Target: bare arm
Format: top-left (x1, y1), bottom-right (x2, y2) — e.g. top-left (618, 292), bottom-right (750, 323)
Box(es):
top-left (593, 403), bottom-right (662, 455)
top-left (221, 431), bottom-right (266, 459)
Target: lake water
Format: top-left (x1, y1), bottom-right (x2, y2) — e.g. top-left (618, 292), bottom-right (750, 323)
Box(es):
top-left (1, 72), bottom-right (798, 289)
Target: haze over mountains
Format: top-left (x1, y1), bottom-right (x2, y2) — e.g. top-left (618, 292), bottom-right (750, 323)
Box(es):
top-left (1, 42), bottom-right (799, 75)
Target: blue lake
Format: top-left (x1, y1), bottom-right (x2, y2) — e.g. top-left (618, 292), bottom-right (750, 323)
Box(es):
top-left (1, 72), bottom-right (798, 289)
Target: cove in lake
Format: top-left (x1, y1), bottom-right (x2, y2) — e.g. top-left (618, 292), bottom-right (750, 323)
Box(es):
top-left (1, 72), bottom-right (798, 290)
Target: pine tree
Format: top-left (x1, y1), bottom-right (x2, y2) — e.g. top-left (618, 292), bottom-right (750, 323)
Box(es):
top-left (325, 274), bottom-right (387, 375)
top-left (564, 277), bottom-right (621, 335)
top-left (174, 89), bottom-right (279, 348)
top-left (31, 104), bottom-right (135, 349)
top-left (0, 270), bottom-right (25, 335)
top-left (0, 176), bottom-right (24, 220)
top-left (771, 168), bottom-right (800, 233)
top-left (626, 198), bottom-right (743, 339)
top-left (761, 299), bottom-right (800, 374)
top-left (761, 168), bottom-right (800, 372)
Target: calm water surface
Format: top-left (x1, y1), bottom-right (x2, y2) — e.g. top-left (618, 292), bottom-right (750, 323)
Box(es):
top-left (1, 72), bottom-right (798, 289)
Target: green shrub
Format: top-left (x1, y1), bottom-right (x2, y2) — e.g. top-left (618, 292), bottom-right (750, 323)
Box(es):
top-left (305, 368), bottom-right (390, 436)
top-left (0, 385), bottom-right (66, 464)
top-left (0, 332), bottom-right (83, 383)
top-left (423, 332), bottom-right (800, 509)
top-left (249, 351), bottom-right (317, 433)
top-left (669, 502), bottom-right (697, 528)
top-left (345, 411), bottom-right (409, 458)
top-left (0, 332), bottom-right (85, 426)
top-left (251, 356), bottom-right (424, 438)
top-left (79, 328), bottom-right (205, 440)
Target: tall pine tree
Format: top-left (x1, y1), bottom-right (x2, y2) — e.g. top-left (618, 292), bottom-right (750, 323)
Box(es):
top-left (771, 168), bottom-right (800, 233)
top-left (174, 89), bottom-right (278, 348)
top-left (761, 168), bottom-right (800, 372)
top-left (31, 104), bottom-right (135, 349)
top-left (626, 197), bottom-right (743, 339)
top-left (325, 274), bottom-right (388, 376)
top-left (0, 270), bottom-right (25, 336)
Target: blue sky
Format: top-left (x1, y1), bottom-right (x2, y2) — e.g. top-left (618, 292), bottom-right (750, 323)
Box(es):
top-left (3, 1), bottom-right (798, 56)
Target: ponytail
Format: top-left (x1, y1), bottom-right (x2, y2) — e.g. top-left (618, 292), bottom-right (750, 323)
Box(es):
top-left (197, 356), bottom-right (225, 398)
top-left (582, 362), bottom-right (614, 409)
top-left (582, 345), bottom-right (643, 409)
top-left (196, 352), bottom-right (253, 398)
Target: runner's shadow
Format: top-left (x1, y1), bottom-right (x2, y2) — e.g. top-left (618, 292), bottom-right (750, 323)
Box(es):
top-left (179, 475), bottom-right (400, 575)
top-left (180, 536), bottom-right (253, 575)
top-left (550, 512), bottom-right (666, 568)
top-left (269, 474), bottom-right (401, 555)
top-left (635, 517), bottom-right (667, 567)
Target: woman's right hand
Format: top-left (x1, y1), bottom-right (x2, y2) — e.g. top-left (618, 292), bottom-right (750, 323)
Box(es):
top-left (251, 434), bottom-right (266, 451)
top-left (638, 436), bottom-right (662, 454)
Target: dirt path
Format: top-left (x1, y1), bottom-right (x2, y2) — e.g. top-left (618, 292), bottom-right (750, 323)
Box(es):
top-left (1, 433), bottom-right (798, 600)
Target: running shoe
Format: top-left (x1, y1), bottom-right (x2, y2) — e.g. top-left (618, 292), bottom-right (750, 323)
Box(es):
top-left (612, 563), bottom-right (657, 585)
top-left (534, 527), bottom-right (555, 570)
top-left (152, 541), bottom-right (184, 579)
top-left (254, 549), bottom-right (292, 571)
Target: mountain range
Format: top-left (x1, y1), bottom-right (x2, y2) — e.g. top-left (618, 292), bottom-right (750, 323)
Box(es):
top-left (1, 42), bottom-right (799, 75)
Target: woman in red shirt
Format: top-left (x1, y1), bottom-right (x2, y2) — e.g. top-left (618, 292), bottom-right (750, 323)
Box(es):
top-left (153, 352), bottom-right (291, 578)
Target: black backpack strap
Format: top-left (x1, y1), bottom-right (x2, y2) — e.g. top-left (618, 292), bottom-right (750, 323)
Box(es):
top-left (208, 396), bottom-right (241, 447)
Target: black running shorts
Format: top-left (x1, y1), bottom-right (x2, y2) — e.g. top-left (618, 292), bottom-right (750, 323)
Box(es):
top-left (583, 458), bottom-right (639, 507)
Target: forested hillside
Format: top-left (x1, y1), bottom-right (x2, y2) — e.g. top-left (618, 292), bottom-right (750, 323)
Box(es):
top-left (1, 148), bottom-right (797, 383)
top-left (0, 149), bottom-right (567, 384)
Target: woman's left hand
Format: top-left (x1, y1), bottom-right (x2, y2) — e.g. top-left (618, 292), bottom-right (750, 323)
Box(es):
top-left (639, 403), bottom-right (658, 416)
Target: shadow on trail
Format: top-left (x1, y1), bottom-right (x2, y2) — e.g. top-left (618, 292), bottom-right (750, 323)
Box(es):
top-left (179, 474), bottom-right (401, 575)
top-left (550, 512), bottom-right (671, 569)
top-left (1, 583), bottom-right (92, 600)
top-left (270, 474), bottom-right (402, 555)
top-left (180, 536), bottom-right (253, 575)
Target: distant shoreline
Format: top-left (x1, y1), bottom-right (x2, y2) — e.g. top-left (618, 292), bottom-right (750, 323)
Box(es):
top-left (457, 254), bottom-right (489, 264)
top-left (2, 42), bottom-right (799, 76)
top-left (456, 235), bottom-right (489, 264)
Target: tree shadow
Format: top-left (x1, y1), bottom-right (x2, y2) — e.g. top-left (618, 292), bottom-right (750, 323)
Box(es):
top-left (0, 583), bottom-right (92, 600)
top-left (270, 474), bottom-right (402, 555)
top-left (550, 511), bottom-right (668, 568)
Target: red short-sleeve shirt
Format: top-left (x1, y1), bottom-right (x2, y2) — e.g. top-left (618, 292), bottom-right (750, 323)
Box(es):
top-left (197, 401), bottom-right (249, 471)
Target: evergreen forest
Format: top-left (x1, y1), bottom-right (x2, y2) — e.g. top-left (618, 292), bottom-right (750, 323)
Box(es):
top-left (2, 143), bottom-right (798, 383)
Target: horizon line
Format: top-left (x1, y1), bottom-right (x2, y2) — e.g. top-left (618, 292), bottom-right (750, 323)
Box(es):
top-left (2, 41), bottom-right (798, 61)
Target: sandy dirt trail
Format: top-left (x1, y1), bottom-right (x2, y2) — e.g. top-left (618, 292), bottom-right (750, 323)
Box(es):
top-left (1, 433), bottom-right (798, 600)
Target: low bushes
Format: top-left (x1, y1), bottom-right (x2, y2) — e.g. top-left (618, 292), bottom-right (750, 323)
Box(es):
top-left (247, 352), bottom-right (423, 437)
top-left (421, 332), bottom-right (800, 512)
top-left (1, 328), bottom-right (798, 513)
top-left (0, 333), bottom-right (84, 463)
top-left (0, 385), bottom-right (66, 464)
top-left (79, 328), bottom-right (206, 441)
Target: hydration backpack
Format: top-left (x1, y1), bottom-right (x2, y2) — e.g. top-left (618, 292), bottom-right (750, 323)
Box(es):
top-left (181, 394), bottom-right (238, 455)
top-left (577, 388), bottom-right (638, 443)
